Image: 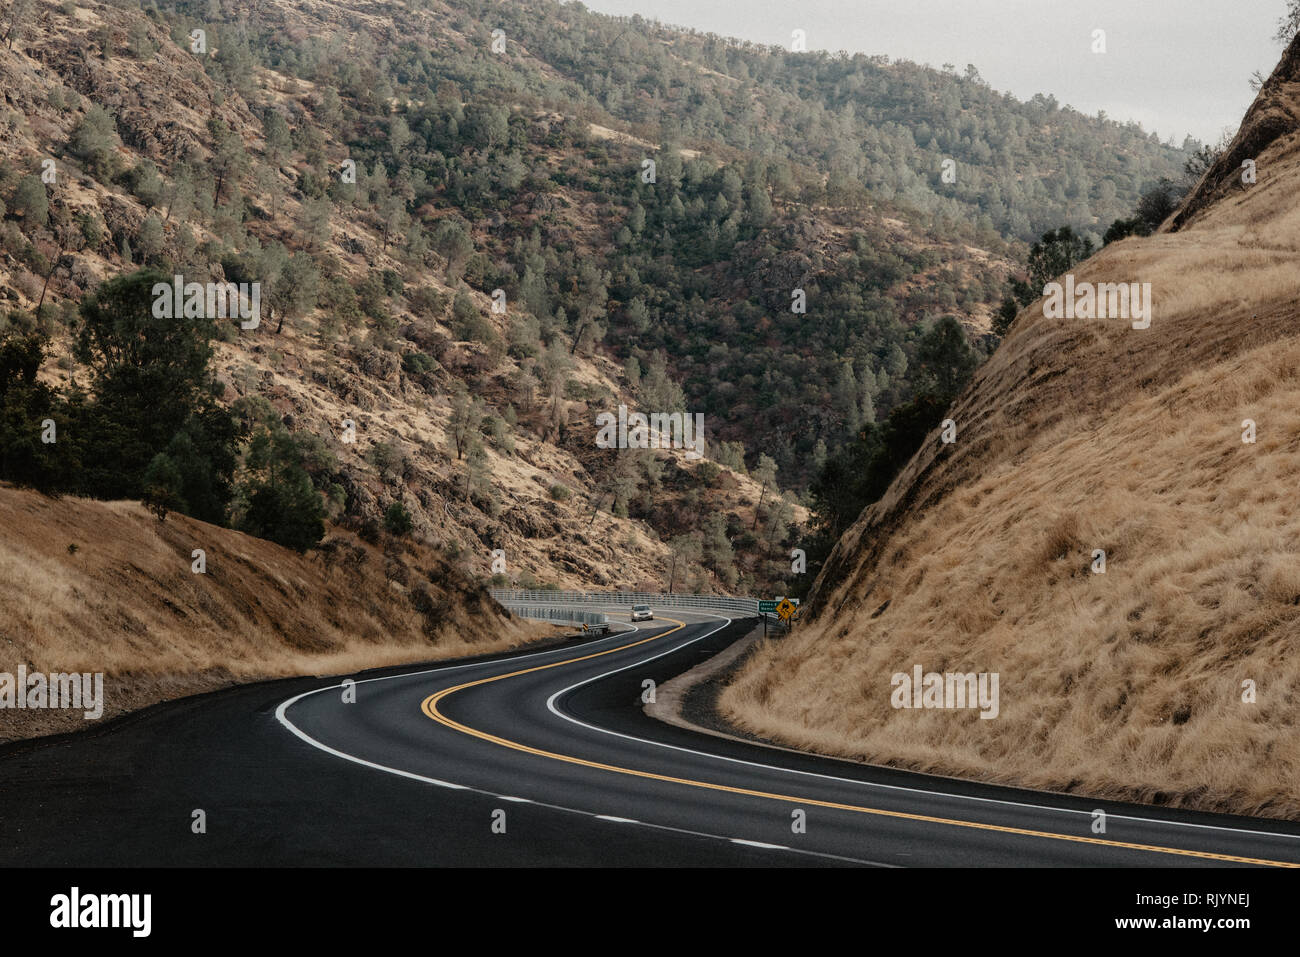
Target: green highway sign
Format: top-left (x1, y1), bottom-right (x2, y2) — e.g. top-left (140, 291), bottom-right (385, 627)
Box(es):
top-left (758, 600), bottom-right (778, 613)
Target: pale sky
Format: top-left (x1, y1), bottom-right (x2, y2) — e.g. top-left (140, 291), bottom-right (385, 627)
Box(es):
top-left (579, 0), bottom-right (1287, 145)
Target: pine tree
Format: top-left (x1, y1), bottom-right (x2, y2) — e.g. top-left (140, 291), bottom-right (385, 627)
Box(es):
top-left (448, 383), bottom-right (483, 460)
top-left (12, 175), bottom-right (48, 228)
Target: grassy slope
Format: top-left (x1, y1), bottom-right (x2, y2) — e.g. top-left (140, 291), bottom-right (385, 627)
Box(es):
top-left (0, 484), bottom-right (546, 741)
top-left (720, 38), bottom-right (1300, 819)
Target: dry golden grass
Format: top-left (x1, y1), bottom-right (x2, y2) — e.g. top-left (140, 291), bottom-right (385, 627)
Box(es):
top-left (0, 486), bottom-right (546, 742)
top-left (721, 74), bottom-right (1300, 819)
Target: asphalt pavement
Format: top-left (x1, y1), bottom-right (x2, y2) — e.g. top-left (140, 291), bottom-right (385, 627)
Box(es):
top-left (4, 609), bottom-right (1300, 867)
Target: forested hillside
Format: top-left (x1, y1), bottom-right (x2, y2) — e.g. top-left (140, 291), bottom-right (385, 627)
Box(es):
top-left (0, 0), bottom-right (1189, 596)
top-left (452, 0), bottom-right (1188, 241)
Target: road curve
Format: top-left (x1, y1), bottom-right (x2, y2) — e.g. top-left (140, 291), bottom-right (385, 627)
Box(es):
top-left (273, 609), bottom-right (1300, 867)
top-left (5, 609), bottom-right (1300, 866)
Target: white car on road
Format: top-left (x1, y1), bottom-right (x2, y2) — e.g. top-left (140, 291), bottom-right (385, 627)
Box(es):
top-left (630, 604), bottom-right (654, 622)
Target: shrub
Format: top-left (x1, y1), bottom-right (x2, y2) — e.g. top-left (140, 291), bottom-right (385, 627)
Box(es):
top-left (384, 501), bottom-right (414, 536)
top-left (402, 351), bottom-right (438, 376)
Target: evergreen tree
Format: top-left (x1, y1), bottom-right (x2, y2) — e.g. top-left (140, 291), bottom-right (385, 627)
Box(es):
top-left (0, 330), bottom-right (75, 489)
top-left (12, 175), bottom-right (49, 227)
top-left (235, 412), bottom-right (326, 552)
top-left (914, 316), bottom-right (977, 399)
top-left (75, 269), bottom-right (238, 506)
top-left (68, 104), bottom-right (122, 180)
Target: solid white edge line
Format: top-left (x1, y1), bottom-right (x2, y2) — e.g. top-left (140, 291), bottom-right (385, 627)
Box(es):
top-left (275, 606), bottom-right (1300, 851)
top-left (273, 616), bottom-right (893, 867)
top-left (542, 614), bottom-right (1300, 846)
top-left (271, 629), bottom-right (643, 787)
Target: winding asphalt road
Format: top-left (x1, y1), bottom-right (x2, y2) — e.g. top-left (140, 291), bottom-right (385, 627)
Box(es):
top-left (5, 608), bottom-right (1300, 866)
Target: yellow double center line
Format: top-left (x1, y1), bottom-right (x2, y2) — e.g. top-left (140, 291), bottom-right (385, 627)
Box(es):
top-left (422, 617), bottom-right (1299, 867)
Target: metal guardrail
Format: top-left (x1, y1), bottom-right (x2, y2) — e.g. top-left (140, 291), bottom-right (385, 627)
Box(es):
top-left (498, 603), bottom-right (610, 627)
top-left (490, 589), bottom-right (760, 616)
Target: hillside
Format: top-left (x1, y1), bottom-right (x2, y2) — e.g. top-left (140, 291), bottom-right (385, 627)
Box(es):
top-left (0, 483), bottom-right (547, 741)
top-left (0, 0), bottom-right (812, 596)
top-left (0, 0), bottom-right (1190, 606)
top-left (721, 32), bottom-right (1300, 820)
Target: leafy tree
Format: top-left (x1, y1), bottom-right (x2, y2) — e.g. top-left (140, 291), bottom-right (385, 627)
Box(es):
top-left (389, 115), bottom-right (412, 158)
top-left (1101, 216), bottom-right (1150, 247)
top-left (702, 511), bottom-right (734, 573)
top-left (451, 289), bottom-right (495, 344)
top-left (806, 392), bottom-right (953, 572)
top-left (263, 109), bottom-right (292, 166)
top-left (298, 196), bottom-right (333, 251)
top-left (433, 219), bottom-right (474, 281)
top-left (570, 262), bottom-right (609, 355)
top-left (1025, 227), bottom-right (1094, 296)
top-left (150, 408), bottom-right (241, 524)
top-left (162, 163), bottom-right (198, 224)
top-left (12, 175), bottom-right (49, 228)
top-left (0, 329), bottom-right (73, 488)
top-left (461, 438), bottom-right (494, 507)
top-left (465, 103), bottom-right (510, 149)
top-left (271, 252), bottom-right (320, 334)
top-left (136, 214), bottom-right (165, 263)
top-left (997, 226), bottom-right (1095, 334)
top-left (240, 462), bottom-right (325, 552)
top-left (1134, 179), bottom-right (1183, 232)
top-left (75, 269), bottom-right (236, 504)
top-left (448, 383), bottom-right (483, 460)
top-left (367, 440), bottom-right (403, 484)
top-left (638, 350), bottom-right (685, 411)
top-left (235, 410), bottom-right (326, 552)
top-left (914, 316), bottom-right (977, 398)
top-left (68, 104), bottom-right (121, 180)
top-left (1276, 1), bottom-right (1300, 44)
top-left (714, 439), bottom-right (746, 472)
top-left (668, 532), bottom-right (703, 593)
top-left (384, 501), bottom-right (413, 536)
top-left (610, 450), bottom-right (641, 518)
top-left (1184, 138), bottom-right (1226, 185)
top-left (207, 116), bottom-right (250, 201)
top-left (128, 160), bottom-right (165, 211)
top-left (128, 19), bottom-right (153, 59)
top-left (141, 451), bottom-right (186, 520)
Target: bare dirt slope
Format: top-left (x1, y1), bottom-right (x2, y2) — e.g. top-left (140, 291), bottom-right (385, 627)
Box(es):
top-left (0, 484), bottom-right (544, 741)
top-left (721, 36), bottom-right (1300, 819)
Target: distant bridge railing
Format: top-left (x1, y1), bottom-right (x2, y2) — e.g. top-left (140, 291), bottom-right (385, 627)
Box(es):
top-left (490, 589), bottom-right (759, 617)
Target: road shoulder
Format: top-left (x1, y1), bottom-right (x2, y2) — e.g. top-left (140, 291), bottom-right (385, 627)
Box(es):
top-left (644, 622), bottom-right (812, 758)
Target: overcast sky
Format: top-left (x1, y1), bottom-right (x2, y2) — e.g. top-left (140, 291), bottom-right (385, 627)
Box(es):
top-left (579, 0), bottom-right (1286, 145)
